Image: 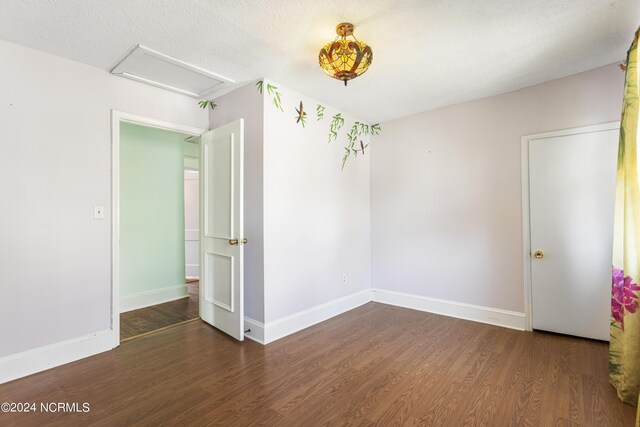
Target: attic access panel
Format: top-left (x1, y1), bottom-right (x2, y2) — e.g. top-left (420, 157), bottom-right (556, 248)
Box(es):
top-left (110, 45), bottom-right (234, 98)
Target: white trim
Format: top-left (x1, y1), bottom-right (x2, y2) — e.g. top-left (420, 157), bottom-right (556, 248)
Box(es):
top-left (520, 121), bottom-right (620, 331)
top-left (244, 317), bottom-right (266, 345)
top-left (0, 331), bottom-right (114, 384)
top-left (262, 290), bottom-right (371, 344)
top-left (246, 288), bottom-right (531, 347)
top-left (116, 72), bottom-right (204, 98)
top-left (372, 288), bottom-right (526, 331)
top-left (120, 284), bottom-right (189, 313)
top-left (111, 110), bottom-right (207, 348)
top-left (113, 110), bottom-right (207, 135)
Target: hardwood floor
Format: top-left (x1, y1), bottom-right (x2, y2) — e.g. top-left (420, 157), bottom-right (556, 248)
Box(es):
top-left (120, 281), bottom-right (199, 340)
top-left (0, 303), bottom-right (636, 426)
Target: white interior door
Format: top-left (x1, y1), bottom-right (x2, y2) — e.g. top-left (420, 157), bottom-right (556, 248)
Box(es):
top-left (529, 127), bottom-right (618, 341)
top-left (199, 119), bottom-right (244, 341)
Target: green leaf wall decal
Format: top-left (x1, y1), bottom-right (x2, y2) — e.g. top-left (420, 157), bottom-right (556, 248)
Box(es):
top-left (340, 120), bottom-right (378, 170)
top-left (256, 80), bottom-right (283, 111)
top-left (198, 100), bottom-right (217, 110)
top-left (254, 80), bottom-right (382, 169)
top-left (266, 83), bottom-right (283, 111)
top-left (328, 113), bottom-right (344, 142)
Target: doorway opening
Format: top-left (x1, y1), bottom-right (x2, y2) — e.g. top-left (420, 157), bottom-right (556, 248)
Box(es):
top-left (118, 123), bottom-right (201, 341)
top-left (111, 111), bottom-right (207, 345)
top-left (111, 111), bottom-right (246, 346)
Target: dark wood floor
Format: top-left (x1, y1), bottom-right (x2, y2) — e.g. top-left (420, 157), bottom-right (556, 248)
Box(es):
top-left (0, 303), bottom-right (636, 426)
top-left (120, 281), bottom-right (199, 340)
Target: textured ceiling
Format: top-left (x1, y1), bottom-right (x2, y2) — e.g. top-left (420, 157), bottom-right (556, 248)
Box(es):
top-left (0, 0), bottom-right (638, 122)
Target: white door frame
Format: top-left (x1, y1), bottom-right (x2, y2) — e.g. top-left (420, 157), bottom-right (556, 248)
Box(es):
top-left (183, 158), bottom-right (200, 279)
top-left (111, 110), bottom-right (207, 348)
top-left (520, 121), bottom-right (620, 332)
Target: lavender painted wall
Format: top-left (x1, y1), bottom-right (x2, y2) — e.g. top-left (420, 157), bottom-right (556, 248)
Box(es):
top-left (371, 64), bottom-right (624, 313)
top-left (0, 39), bottom-right (208, 357)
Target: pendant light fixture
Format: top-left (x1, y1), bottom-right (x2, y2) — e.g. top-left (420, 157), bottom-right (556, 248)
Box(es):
top-left (319, 23), bottom-right (373, 86)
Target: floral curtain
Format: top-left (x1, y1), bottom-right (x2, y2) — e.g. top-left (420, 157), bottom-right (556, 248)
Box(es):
top-left (610, 28), bottom-right (640, 425)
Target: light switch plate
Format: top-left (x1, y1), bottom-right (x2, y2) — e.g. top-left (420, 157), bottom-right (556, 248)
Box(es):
top-left (94, 205), bottom-right (105, 219)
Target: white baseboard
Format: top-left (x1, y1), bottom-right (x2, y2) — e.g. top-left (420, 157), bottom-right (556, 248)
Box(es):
top-left (120, 284), bottom-right (188, 313)
top-left (0, 330), bottom-right (114, 384)
top-left (244, 317), bottom-right (265, 344)
top-left (244, 288), bottom-right (524, 346)
top-left (0, 288), bottom-right (525, 384)
top-left (261, 289), bottom-right (371, 344)
top-left (371, 288), bottom-right (526, 331)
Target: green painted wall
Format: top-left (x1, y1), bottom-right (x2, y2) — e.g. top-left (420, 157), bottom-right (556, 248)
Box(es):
top-left (120, 123), bottom-right (186, 297)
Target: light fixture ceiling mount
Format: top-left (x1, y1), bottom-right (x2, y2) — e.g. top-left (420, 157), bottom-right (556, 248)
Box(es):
top-left (335, 22), bottom-right (354, 37)
top-left (319, 22), bottom-right (373, 86)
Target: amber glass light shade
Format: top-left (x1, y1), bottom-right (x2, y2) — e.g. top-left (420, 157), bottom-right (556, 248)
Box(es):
top-left (319, 23), bottom-right (373, 86)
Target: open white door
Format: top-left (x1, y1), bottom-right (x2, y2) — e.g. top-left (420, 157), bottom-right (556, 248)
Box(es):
top-left (199, 119), bottom-right (244, 341)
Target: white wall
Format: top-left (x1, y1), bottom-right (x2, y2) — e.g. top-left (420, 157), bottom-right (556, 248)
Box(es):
top-left (371, 63), bottom-right (624, 313)
top-left (210, 82), bottom-right (265, 322)
top-left (262, 80), bottom-right (371, 323)
top-left (0, 39), bottom-right (208, 358)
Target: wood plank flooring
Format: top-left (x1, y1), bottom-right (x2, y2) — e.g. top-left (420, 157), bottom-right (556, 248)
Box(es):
top-left (0, 303), bottom-right (636, 426)
top-left (120, 282), bottom-right (199, 340)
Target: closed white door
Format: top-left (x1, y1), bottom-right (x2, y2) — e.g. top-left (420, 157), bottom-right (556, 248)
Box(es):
top-left (199, 119), bottom-right (245, 341)
top-left (529, 127), bottom-right (618, 341)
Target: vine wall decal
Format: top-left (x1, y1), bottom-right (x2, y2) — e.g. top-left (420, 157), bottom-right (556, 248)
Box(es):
top-left (256, 80), bottom-right (284, 111)
top-left (198, 100), bottom-right (217, 110)
top-left (254, 80), bottom-right (383, 169)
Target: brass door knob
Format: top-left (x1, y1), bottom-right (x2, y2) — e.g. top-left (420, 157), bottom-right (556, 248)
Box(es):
top-left (229, 238), bottom-right (239, 245)
top-left (534, 250), bottom-right (544, 259)
top-left (241, 238), bottom-right (248, 245)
